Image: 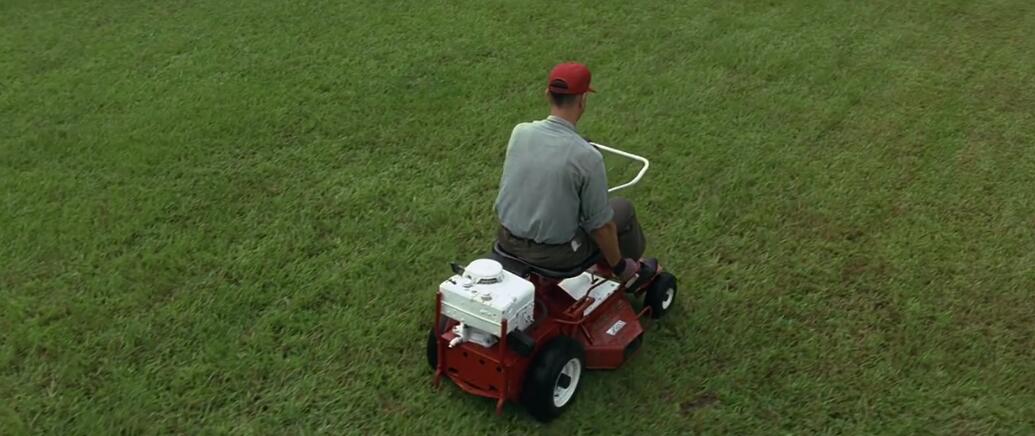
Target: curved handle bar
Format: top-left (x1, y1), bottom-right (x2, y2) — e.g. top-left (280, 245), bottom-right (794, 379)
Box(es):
top-left (590, 142), bottom-right (650, 193)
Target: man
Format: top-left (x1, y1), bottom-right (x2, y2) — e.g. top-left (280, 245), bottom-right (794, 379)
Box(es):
top-left (494, 62), bottom-right (652, 285)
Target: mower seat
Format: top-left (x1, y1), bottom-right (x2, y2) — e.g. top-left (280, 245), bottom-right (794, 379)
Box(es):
top-left (489, 242), bottom-right (602, 280)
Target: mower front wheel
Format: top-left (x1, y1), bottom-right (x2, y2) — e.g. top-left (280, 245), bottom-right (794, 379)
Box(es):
top-left (644, 272), bottom-right (677, 319)
top-left (521, 336), bottom-right (586, 422)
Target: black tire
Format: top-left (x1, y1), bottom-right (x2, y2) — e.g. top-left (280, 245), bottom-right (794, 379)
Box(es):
top-left (426, 328), bottom-right (438, 371)
top-left (426, 318), bottom-right (448, 371)
top-left (644, 272), bottom-right (677, 319)
top-left (521, 336), bottom-right (586, 422)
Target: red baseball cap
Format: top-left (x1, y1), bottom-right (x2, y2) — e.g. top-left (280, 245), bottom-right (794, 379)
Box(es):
top-left (547, 63), bottom-right (594, 95)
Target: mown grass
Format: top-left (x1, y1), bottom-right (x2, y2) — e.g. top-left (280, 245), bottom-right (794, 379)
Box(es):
top-left (2, 0), bottom-right (1034, 434)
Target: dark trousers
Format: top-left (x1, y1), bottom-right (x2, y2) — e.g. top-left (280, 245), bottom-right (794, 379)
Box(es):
top-left (497, 198), bottom-right (646, 270)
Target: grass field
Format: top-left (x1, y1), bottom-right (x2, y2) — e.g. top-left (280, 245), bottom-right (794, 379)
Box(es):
top-left (3, 0), bottom-right (1035, 434)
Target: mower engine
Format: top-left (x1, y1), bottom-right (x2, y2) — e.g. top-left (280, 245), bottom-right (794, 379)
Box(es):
top-left (439, 259), bottom-right (534, 348)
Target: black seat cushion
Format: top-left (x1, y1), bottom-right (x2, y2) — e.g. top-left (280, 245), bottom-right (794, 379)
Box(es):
top-left (489, 242), bottom-right (602, 280)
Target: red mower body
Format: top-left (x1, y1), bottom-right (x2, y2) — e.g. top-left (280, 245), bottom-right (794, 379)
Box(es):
top-left (430, 260), bottom-right (670, 419)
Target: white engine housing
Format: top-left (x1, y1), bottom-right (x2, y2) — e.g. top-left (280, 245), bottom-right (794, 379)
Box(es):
top-left (439, 259), bottom-right (535, 346)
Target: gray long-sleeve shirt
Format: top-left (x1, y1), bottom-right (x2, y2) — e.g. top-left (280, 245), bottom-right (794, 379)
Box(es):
top-left (494, 116), bottom-right (613, 244)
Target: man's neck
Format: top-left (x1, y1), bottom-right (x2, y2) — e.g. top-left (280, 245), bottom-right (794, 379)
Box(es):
top-left (549, 109), bottom-right (579, 127)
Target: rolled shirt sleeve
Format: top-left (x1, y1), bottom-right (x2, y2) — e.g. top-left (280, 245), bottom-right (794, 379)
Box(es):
top-left (578, 151), bottom-right (614, 232)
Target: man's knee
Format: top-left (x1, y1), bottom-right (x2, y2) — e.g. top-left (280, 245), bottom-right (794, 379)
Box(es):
top-left (609, 197), bottom-right (636, 230)
top-left (609, 197), bottom-right (646, 259)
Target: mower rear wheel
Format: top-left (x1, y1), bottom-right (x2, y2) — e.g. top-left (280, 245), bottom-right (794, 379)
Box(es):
top-left (644, 272), bottom-right (677, 319)
top-left (521, 336), bottom-right (585, 422)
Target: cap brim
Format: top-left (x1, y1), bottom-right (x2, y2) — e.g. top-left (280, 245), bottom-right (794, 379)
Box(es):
top-left (547, 85), bottom-right (595, 94)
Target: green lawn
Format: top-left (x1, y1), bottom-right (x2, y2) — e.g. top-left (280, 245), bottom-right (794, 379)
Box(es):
top-left (3, 0), bottom-right (1034, 434)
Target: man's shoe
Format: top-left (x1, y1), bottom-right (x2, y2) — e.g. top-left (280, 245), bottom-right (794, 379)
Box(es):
top-left (624, 258), bottom-right (658, 291)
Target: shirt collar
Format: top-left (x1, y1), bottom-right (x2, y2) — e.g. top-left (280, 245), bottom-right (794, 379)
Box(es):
top-left (545, 115), bottom-right (578, 133)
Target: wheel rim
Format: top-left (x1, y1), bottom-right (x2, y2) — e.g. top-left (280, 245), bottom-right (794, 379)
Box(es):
top-left (552, 358), bottom-right (582, 408)
top-left (661, 287), bottom-right (674, 310)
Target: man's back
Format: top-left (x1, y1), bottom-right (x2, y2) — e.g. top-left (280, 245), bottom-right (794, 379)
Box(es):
top-left (494, 115), bottom-right (612, 246)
